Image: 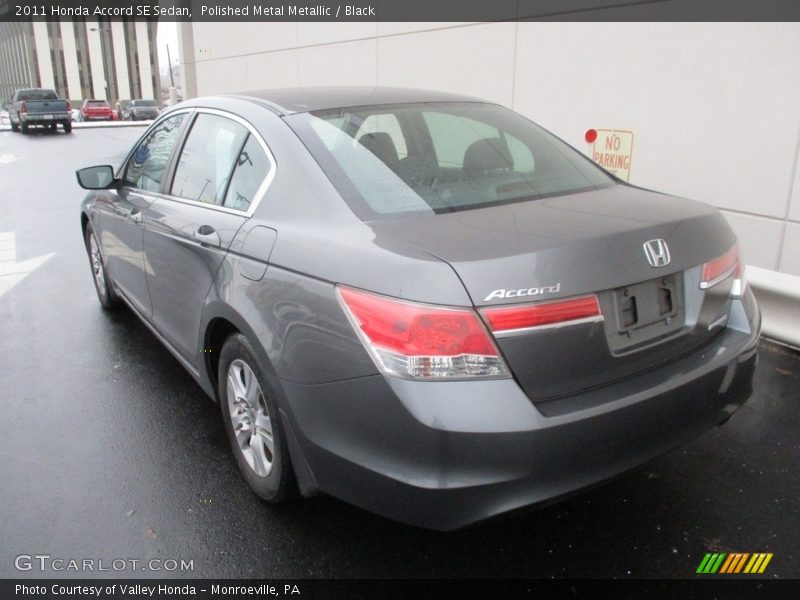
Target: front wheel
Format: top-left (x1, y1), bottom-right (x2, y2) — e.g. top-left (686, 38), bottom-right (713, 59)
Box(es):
top-left (84, 224), bottom-right (120, 309)
top-left (219, 334), bottom-right (296, 503)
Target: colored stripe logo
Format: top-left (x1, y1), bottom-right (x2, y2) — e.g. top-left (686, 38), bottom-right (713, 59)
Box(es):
top-left (696, 552), bottom-right (773, 574)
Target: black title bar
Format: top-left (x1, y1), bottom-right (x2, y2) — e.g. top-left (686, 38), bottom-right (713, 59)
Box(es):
top-left (0, 0), bottom-right (799, 22)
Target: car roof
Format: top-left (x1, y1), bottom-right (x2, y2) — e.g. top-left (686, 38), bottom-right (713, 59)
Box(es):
top-left (213, 86), bottom-right (490, 115)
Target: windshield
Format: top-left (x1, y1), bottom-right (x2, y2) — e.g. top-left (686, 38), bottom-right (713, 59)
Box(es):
top-left (287, 102), bottom-right (615, 220)
top-left (17, 89), bottom-right (58, 101)
top-left (87, 100), bottom-right (109, 107)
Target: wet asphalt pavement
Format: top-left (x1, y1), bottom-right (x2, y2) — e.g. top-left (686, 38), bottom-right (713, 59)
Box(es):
top-left (0, 127), bottom-right (798, 579)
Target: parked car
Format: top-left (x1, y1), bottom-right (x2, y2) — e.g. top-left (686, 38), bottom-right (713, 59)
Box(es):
top-left (76, 87), bottom-right (760, 530)
top-left (8, 88), bottom-right (72, 133)
top-left (125, 99), bottom-right (160, 121)
top-left (116, 99), bottom-right (131, 120)
top-left (71, 108), bottom-right (83, 122)
top-left (81, 99), bottom-right (113, 121)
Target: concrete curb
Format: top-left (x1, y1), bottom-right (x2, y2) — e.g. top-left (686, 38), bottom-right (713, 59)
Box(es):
top-left (747, 265), bottom-right (800, 350)
top-left (0, 121), bottom-right (150, 131)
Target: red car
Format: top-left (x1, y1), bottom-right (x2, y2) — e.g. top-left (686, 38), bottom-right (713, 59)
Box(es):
top-left (81, 99), bottom-right (113, 121)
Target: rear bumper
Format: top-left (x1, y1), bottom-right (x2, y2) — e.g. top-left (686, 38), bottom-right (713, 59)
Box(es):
top-left (281, 292), bottom-right (760, 530)
top-left (19, 112), bottom-right (70, 124)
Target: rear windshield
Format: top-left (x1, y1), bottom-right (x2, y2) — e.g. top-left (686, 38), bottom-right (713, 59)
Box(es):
top-left (86, 100), bottom-right (109, 107)
top-left (287, 102), bottom-right (615, 220)
top-left (17, 89), bottom-right (58, 101)
top-left (132, 100), bottom-right (157, 107)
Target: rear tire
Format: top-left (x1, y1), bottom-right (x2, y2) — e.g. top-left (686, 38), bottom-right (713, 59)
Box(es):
top-left (84, 224), bottom-right (120, 309)
top-left (20, 122), bottom-right (28, 134)
top-left (63, 121), bottom-right (72, 133)
top-left (11, 121), bottom-right (19, 132)
top-left (219, 334), bottom-right (297, 504)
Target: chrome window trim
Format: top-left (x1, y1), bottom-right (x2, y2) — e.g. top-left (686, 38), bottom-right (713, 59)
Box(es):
top-left (120, 107), bottom-right (277, 219)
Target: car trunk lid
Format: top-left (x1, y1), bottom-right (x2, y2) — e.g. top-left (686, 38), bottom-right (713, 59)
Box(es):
top-left (370, 184), bottom-right (737, 402)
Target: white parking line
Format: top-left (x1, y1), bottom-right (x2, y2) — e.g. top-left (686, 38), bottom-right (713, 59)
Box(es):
top-left (0, 153), bottom-right (22, 164)
top-left (0, 232), bottom-right (55, 299)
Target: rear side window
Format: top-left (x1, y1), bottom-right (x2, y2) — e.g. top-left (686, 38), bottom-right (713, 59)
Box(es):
top-left (170, 113), bottom-right (249, 205)
top-left (223, 135), bottom-right (270, 211)
top-left (123, 113), bottom-right (187, 192)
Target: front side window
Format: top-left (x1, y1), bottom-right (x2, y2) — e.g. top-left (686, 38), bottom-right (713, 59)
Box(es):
top-left (123, 113), bottom-right (187, 192)
top-left (170, 113), bottom-right (248, 205)
top-left (287, 102), bottom-right (614, 220)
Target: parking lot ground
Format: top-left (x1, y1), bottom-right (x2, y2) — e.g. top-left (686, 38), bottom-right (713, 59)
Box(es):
top-left (0, 127), bottom-right (798, 579)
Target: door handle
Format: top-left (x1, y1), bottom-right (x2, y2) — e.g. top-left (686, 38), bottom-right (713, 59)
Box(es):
top-left (127, 209), bottom-right (143, 224)
top-left (193, 225), bottom-right (220, 247)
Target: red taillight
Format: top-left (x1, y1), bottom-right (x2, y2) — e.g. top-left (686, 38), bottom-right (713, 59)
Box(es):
top-left (66, 100), bottom-right (71, 112)
top-left (337, 286), bottom-right (508, 379)
top-left (701, 244), bottom-right (745, 296)
top-left (18, 101), bottom-right (26, 113)
top-left (481, 295), bottom-right (602, 333)
top-left (701, 245), bottom-right (737, 287)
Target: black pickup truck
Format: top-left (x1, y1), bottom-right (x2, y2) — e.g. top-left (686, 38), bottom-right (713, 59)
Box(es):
top-left (8, 88), bottom-right (72, 134)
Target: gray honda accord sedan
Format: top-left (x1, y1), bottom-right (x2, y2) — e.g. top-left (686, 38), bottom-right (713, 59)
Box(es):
top-left (77, 87), bottom-right (760, 530)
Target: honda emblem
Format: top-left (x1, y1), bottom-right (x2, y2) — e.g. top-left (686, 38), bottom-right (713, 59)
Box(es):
top-left (643, 239), bottom-right (671, 268)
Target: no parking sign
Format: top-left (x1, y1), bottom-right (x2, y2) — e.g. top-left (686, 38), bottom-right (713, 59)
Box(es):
top-left (585, 129), bottom-right (634, 181)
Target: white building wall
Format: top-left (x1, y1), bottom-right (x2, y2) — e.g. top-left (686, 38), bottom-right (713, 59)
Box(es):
top-left (31, 21), bottom-right (54, 90)
top-left (59, 21), bottom-right (82, 100)
top-left (183, 22), bottom-right (800, 276)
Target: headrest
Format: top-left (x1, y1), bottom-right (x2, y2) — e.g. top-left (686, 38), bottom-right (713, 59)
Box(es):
top-left (358, 132), bottom-right (400, 166)
top-left (463, 138), bottom-right (513, 174)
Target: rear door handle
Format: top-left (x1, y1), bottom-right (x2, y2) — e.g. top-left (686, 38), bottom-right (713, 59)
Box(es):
top-left (193, 225), bottom-right (220, 247)
top-left (127, 209), bottom-right (143, 224)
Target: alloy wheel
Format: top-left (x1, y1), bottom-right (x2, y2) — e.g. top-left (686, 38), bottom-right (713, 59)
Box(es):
top-left (226, 359), bottom-right (274, 477)
top-left (89, 233), bottom-right (107, 300)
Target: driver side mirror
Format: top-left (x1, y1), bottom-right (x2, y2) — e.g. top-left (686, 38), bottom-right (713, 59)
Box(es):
top-left (76, 165), bottom-right (117, 190)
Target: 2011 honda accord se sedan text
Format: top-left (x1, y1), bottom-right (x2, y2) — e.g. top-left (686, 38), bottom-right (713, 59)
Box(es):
top-left (76, 87), bottom-right (760, 530)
